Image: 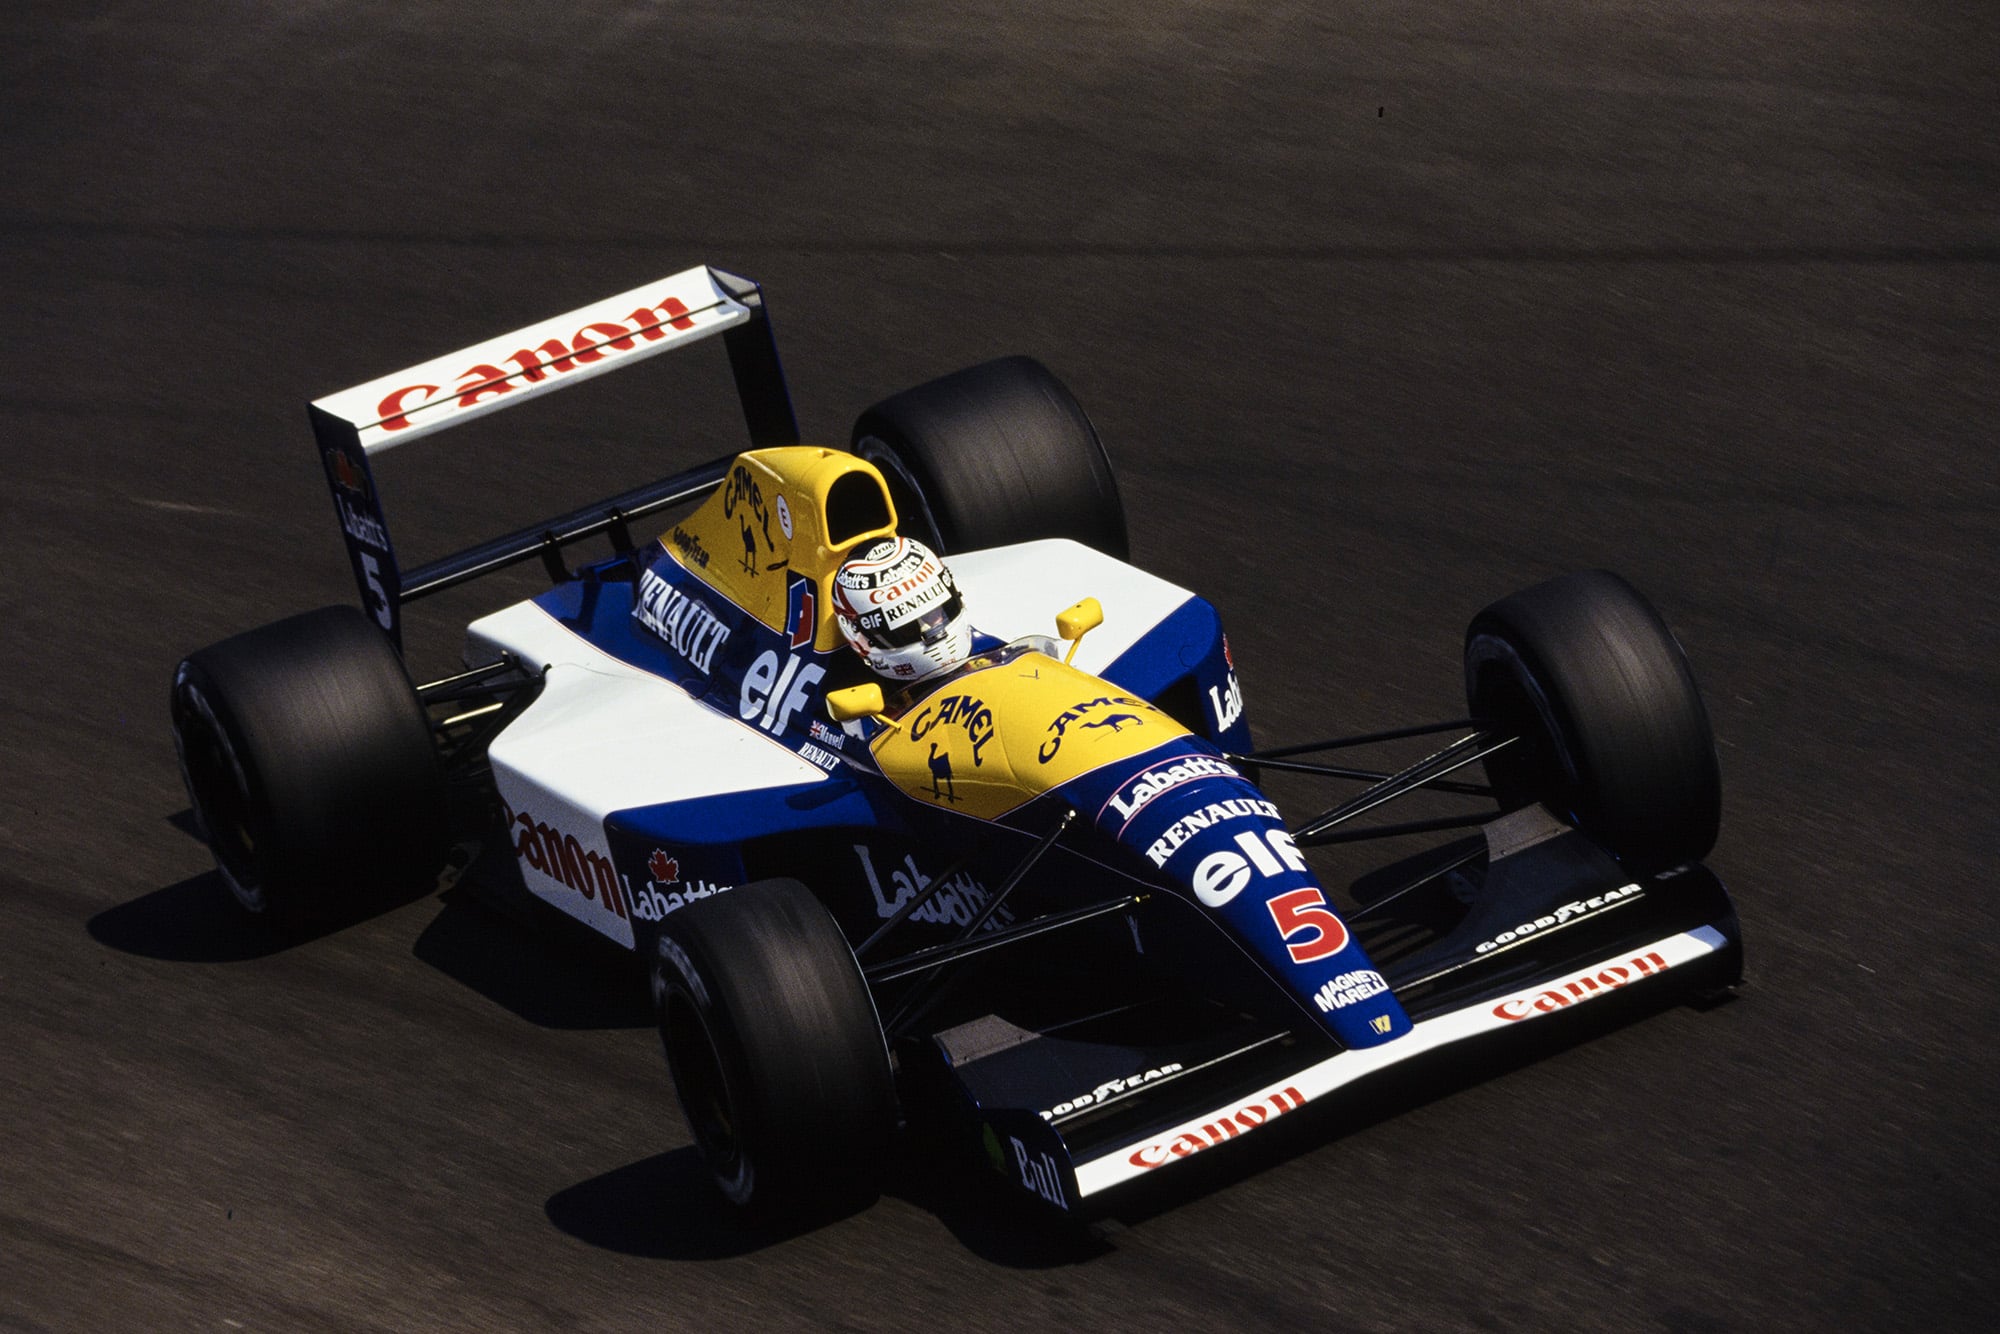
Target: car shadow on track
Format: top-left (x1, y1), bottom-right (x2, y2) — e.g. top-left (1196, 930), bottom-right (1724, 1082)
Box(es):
top-left (409, 884), bottom-right (655, 1030)
top-left (89, 809), bottom-right (454, 961)
top-left (544, 1140), bottom-right (1112, 1266)
top-left (545, 1149), bottom-right (809, 1260)
top-left (86, 867), bottom-right (306, 962)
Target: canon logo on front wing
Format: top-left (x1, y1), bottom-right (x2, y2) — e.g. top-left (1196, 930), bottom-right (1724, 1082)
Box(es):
top-left (1127, 1087), bottom-right (1305, 1168)
top-left (372, 294), bottom-right (698, 431)
top-left (1491, 950), bottom-right (1669, 1019)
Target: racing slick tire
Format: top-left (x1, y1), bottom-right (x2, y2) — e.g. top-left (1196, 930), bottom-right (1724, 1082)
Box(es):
top-left (1464, 570), bottom-right (1720, 877)
top-left (851, 355), bottom-right (1129, 559)
top-left (169, 605), bottom-right (447, 922)
top-left (654, 878), bottom-right (896, 1218)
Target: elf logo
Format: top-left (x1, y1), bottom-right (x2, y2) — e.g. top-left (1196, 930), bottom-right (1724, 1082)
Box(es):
top-left (1191, 827), bottom-right (1310, 907)
top-left (739, 649), bottom-right (825, 737)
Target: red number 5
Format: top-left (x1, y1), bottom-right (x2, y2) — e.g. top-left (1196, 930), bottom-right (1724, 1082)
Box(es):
top-left (1266, 888), bottom-right (1350, 964)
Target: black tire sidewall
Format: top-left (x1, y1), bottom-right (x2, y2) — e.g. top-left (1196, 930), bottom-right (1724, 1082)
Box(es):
top-left (654, 879), bottom-right (894, 1214)
top-left (851, 355), bottom-right (1129, 558)
top-left (1465, 571), bottom-right (1721, 875)
top-left (170, 606), bottom-right (446, 920)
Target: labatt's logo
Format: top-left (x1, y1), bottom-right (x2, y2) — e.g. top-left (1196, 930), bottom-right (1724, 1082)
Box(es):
top-left (855, 845), bottom-right (1016, 930)
top-left (1209, 672), bottom-right (1244, 732)
top-left (373, 294), bottom-right (698, 431)
top-left (1492, 950), bottom-right (1669, 1019)
top-left (336, 495), bottom-right (389, 551)
top-left (627, 850), bottom-right (731, 923)
top-left (1103, 755), bottom-right (1241, 826)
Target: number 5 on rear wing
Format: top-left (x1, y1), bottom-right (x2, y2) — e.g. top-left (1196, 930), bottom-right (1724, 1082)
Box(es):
top-left (306, 264), bottom-right (798, 649)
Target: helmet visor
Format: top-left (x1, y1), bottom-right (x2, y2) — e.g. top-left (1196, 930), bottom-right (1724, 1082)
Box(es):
top-left (865, 591), bottom-right (964, 648)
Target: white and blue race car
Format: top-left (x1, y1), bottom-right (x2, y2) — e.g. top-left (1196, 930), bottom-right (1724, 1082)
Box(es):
top-left (170, 265), bottom-right (1742, 1219)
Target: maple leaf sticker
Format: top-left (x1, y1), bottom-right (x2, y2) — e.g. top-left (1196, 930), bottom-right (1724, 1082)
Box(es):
top-left (648, 850), bottom-right (679, 884)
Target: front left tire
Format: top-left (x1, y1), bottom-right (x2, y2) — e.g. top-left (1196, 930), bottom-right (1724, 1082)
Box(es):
top-left (654, 877), bottom-right (896, 1217)
top-left (1464, 570), bottom-right (1721, 876)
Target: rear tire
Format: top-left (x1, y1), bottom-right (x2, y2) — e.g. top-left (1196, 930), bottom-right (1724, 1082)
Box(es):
top-left (170, 606), bottom-right (447, 921)
top-left (1464, 570), bottom-right (1720, 876)
top-left (654, 878), bottom-right (896, 1217)
top-left (852, 355), bottom-right (1129, 558)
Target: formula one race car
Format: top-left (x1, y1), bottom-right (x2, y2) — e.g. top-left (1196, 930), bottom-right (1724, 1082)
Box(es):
top-left (170, 265), bottom-right (1742, 1220)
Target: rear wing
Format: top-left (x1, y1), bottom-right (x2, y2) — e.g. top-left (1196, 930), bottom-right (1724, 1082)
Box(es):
top-left (306, 264), bottom-right (798, 648)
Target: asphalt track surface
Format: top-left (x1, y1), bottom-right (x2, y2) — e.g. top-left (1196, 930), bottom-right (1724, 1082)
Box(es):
top-left (4, 3), bottom-right (1996, 1330)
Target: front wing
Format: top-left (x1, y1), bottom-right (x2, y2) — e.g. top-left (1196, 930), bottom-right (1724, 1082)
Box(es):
top-left (928, 830), bottom-right (1742, 1214)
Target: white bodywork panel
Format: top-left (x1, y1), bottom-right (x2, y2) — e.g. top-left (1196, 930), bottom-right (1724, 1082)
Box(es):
top-left (948, 540), bottom-right (1195, 673)
top-left (465, 537), bottom-right (1200, 947)
top-left (469, 602), bottom-right (825, 949)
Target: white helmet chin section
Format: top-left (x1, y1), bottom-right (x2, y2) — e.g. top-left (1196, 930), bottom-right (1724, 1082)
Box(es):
top-left (833, 537), bottom-right (972, 681)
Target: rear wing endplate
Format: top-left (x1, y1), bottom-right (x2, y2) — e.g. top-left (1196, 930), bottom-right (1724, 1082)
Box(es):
top-left (306, 264), bottom-right (798, 647)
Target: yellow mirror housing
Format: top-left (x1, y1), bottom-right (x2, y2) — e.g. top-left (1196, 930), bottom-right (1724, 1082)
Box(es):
top-left (1056, 597), bottom-right (1104, 665)
top-left (825, 683), bottom-right (887, 725)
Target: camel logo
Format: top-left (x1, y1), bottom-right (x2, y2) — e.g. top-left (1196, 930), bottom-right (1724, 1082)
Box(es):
top-left (908, 693), bottom-right (995, 767)
top-left (723, 463), bottom-right (786, 576)
top-left (1038, 695), bottom-right (1154, 764)
top-left (925, 742), bottom-right (958, 803)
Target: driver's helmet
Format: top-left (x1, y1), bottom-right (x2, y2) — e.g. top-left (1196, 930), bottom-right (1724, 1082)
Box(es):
top-left (831, 536), bottom-right (973, 681)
